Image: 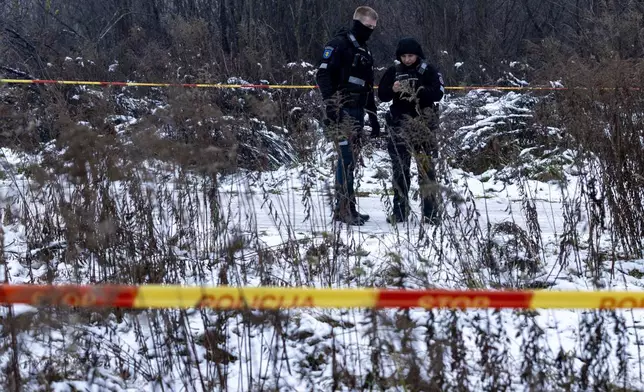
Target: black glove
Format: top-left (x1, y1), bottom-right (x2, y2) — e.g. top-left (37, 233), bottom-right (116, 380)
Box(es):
top-left (368, 112), bottom-right (381, 138)
top-left (325, 105), bottom-right (338, 124)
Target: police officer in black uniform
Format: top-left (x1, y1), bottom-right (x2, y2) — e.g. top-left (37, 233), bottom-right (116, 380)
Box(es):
top-left (316, 6), bottom-right (381, 226)
top-left (377, 37), bottom-right (445, 225)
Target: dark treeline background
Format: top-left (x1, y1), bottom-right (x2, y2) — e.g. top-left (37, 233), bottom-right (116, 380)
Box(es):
top-left (1, 0), bottom-right (644, 85)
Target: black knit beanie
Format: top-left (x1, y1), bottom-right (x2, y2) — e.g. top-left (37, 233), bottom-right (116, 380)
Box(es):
top-left (395, 37), bottom-right (425, 60)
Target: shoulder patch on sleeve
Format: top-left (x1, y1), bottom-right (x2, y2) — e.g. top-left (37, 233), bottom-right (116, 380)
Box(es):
top-left (438, 73), bottom-right (445, 85)
top-left (322, 46), bottom-right (334, 59)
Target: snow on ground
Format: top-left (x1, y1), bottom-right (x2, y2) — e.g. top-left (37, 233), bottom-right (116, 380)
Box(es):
top-left (204, 142), bottom-right (644, 390)
top-left (213, 140), bottom-right (644, 390)
top-left (1, 91), bottom-right (644, 390)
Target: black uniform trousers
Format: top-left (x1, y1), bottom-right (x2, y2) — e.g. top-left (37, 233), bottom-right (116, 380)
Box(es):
top-left (386, 126), bottom-right (439, 221)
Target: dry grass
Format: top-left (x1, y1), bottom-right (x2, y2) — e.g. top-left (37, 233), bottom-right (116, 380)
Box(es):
top-left (0, 19), bottom-right (643, 391)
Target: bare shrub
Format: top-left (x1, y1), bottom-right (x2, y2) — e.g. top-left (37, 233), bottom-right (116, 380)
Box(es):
top-left (538, 58), bottom-right (644, 265)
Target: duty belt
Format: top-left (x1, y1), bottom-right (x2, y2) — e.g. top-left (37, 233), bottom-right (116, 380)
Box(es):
top-left (341, 91), bottom-right (368, 108)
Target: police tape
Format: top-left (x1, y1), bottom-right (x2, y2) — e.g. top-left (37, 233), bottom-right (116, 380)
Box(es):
top-left (0, 78), bottom-right (316, 89)
top-left (0, 78), bottom-right (570, 91)
top-left (1, 284), bottom-right (644, 310)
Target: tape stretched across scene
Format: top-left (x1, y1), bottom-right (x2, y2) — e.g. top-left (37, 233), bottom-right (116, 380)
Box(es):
top-left (1, 284), bottom-right (644, 310)
top-left (0, 78), bottom-right (572, 91)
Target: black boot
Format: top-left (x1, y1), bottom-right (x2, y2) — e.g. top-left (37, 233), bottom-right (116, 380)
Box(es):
top-left (333, 197), bottom-right (366, 226)
top-left (422, 213), bottom-right (441, 226)
top-left (421, 196), bottom-right (440, 226)
top-left (334, 209), bottom-right (367, 226)
top-left (350, 194), bottom-right (370, 222)
top-left (386, 212), bottom-right (406, 224)
top-left (389, 196), bottom-right (408, 224)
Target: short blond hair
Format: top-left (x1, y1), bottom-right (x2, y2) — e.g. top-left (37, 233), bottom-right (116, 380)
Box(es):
top-left (353, 6), bottom-right (378, 21)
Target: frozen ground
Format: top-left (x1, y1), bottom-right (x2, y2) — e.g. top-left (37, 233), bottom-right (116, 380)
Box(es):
top-left (215, 142), bottom-right (644, 391)
top-left (1, 91), bottom-right (644, 390)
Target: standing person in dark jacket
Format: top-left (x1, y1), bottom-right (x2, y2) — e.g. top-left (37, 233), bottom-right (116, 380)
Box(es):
top-left (316, 6), bottom-right (381, 226)
top-left (378, 37), bottom-right (445, 225)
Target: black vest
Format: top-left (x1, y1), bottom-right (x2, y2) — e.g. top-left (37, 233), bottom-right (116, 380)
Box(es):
top-left (339, 32), bottom-right (374, 107)
top-left (386, 61), bottom-right (433, 126)
top-left (394, 61), bottom-right (429, 91)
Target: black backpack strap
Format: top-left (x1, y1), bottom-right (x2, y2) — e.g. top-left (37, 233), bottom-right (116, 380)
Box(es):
top-left (347, 33), bottom-right (361, 49)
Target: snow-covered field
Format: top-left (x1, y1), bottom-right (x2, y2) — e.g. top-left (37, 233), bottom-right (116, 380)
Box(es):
top-left (1, 90), bottom-right (644, 391)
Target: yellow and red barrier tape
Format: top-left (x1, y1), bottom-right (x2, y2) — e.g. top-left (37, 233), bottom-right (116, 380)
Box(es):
top-left (1, 284), bottom-right (644, 310)
top-left (0, 78), bottom-right (571, 91)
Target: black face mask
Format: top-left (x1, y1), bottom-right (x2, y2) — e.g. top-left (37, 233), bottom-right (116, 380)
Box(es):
top-left (351, 19), bottom-right (373, 44)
